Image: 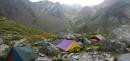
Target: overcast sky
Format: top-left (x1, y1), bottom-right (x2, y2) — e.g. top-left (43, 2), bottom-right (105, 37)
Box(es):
top-left (29, 0), bottom-right (104, 6)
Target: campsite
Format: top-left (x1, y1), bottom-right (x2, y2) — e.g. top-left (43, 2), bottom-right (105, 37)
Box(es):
top-left (1, 23), bottom-right (130, 61)
top-left (1, 0), bottom-right (130, 61)
top-left (0, 32), bottom-right (121, 61)
top-left (0, 18), bottom-right (130, 61)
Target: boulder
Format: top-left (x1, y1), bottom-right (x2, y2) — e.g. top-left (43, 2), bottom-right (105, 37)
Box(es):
top-left (100, 40), bottom-right (127, 52)
top-left (39, 42), bottom-right (59, 56)
top-left (101, 25), bottom-right (130, 52)
top-left (14, 38), bottom-right (29, 47)
top-left (0, 44), bottom-right (9, 57)
top-left (66, 33), bottom-right (76, 39)
top-left (110, 25), bottom-right (130, 44)
top-left (117, 53), bottom-right (130, 61)
top-left (0, 38), bottom-right (3, 45)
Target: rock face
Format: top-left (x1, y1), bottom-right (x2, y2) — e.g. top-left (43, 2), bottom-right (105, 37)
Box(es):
top-left (31, 1), bottom-right (69, 32)
top-left (75, 0), bottom-right (130, 33)
top-left (117, 53), bottom-right (130, 61)
top-left (110, 25), bottom-right (130, 44)
top-left (0, 0), bottom-right (36, 25)
top-left (100, 25), bottom-right (130, 52)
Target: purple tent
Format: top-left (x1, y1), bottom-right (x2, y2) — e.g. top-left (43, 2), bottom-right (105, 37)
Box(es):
top-left (56, 39), bottom-right (73, 51)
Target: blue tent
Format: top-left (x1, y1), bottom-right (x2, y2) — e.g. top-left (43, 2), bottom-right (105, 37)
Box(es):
top-left (6, 46), bottom-right (37, 61)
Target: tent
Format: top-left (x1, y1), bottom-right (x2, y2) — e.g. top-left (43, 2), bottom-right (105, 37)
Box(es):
top-left (56, 39), bottom-right (82, 52)
top-left (90, 34), bottom-right (105, 41)
top-left (52, 39), bottom-right (64, 46)
top-left (6, 46), bottom-right (37, 61)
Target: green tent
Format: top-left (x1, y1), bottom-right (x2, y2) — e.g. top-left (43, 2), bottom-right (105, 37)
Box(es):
top-left (6, 46), bottom-right (37, 61)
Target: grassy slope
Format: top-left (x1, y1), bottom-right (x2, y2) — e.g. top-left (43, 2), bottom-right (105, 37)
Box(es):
top-left (0, 18), bottom-right (42, 37)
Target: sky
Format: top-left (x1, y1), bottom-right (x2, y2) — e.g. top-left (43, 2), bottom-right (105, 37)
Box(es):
top-left (30, 0), bottom-right (104, 6)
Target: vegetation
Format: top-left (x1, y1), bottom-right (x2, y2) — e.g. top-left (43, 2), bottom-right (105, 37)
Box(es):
top-left (0, 17), bottom-right (59, 44)
top-left (0, 17), bottom-right (42, 36)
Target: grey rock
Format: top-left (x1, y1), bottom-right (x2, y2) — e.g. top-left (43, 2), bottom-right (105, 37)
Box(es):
top-left (100, 25), bottom-right (130, 52)
top-left (0, 38), bottom-right (3, 45)
top-left (100, 39), bottom-right (127, 52)
top-left (117, 53), bottom-right (130, 61)
top-left (0, 44), bottom-right (9, 57)
top-left (14, 38), bottom-right (29, 47)
top-left (39, 42), bottom-right (59, 56)
top-left (110, 25), bottom-right (130, 44)
top-left (78, 52), bottom-right (114, 61)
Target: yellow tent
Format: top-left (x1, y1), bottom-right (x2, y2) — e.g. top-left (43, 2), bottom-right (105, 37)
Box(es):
top-left (56, 39), bottom-right (82, 52)
top-left (66, 41), bottom-right (81, 51)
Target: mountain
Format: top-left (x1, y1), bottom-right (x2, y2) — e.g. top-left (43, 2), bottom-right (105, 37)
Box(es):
top-left (75, 0), bottom-right (130, 33)
top-left (74, 6), bottom-right (95, 31)
top-left (31, 1), bottom-right (82, 32)
top-left (0, 0), bottom-right (36, 25)
top-left (0, 0), bottom-right (79, 32)
top-left (1, 0), bottom-right (129, 33)
top-left (31, 1), bottom-right (69, 32)
top-left (32, 1), bottom-right (65, 18)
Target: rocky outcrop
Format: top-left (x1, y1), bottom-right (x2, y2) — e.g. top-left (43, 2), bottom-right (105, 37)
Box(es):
top-left (75, 0), bottom-right (130, 33)
top-left (31, 1), bottom-right (69, 32)
top-left (100, 25), bottom-right (130, 52)
top-left (110, 25), bottom-right (130, 44)
top-left (117, 53), bottom-right (130, 61)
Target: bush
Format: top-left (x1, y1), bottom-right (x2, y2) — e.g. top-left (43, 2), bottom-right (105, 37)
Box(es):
top-left (28, 35), bottom-right (44, 43)
top-left (39, 32), bottom-right (56, 39)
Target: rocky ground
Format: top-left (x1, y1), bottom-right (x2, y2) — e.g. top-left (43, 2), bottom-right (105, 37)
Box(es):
top-left (67, 52), bottom-right (114, 61)
top-left (1, 20), bottom-right (130, 61)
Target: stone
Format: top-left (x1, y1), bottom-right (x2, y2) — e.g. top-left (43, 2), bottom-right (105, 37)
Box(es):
top-left (110, 25), bottom-right (130, 44)
top-left (14, 38), bottom-right (29, 47)
top-left (117, 53), bottom-right (130, 61)
top-left (39, 42), bottom-right (59, 56)
top-left (79, 52), bottom-right (114, 61)
top-left (0, 44), bottom-right (9, 57)
top-left (35, 56), bottom-right (52, 61)
top-left (0, 38), bottom-right (3, 45)
top-left (100, 39), bottom-right (127, 52)
top-left (100, 25), bottom-right (130, 52)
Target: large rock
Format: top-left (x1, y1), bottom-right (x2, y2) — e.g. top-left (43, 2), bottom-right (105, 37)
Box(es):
top-left (100, 25), bottom-right (130, 52)
top-left (0, 38), bottom-right (3, 45)
top-left (117, 53), bottom-right (130, 61)
top-left (39, 42), bottom-right (59, 56)
top-left (0, 44), bottom-right (9, 57)
top-left (14, 38), bottom-right (30, 47)
top-left (110, 25), bottom-right (130, 44)
top-left (100, 39), bottom-right (127, 52)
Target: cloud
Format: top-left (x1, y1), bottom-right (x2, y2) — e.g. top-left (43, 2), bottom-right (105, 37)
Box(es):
top-left (29, 0), bottom-right (104, 6)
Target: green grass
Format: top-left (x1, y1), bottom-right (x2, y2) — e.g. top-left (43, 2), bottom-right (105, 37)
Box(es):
top-left (0, 17), bottom-right (42, 37)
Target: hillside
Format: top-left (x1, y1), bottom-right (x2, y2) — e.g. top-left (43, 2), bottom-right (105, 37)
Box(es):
top-left (0, 17), bottom-right (41, 37)
top-left (0, 0), bottom-right (37, 25)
